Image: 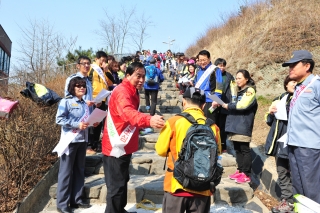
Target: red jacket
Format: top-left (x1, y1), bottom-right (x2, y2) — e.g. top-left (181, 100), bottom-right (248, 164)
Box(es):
top-left (102, 78), bottom-right (151, 156)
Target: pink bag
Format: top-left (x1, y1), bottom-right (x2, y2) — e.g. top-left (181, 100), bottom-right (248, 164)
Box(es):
top-left (0, 97), bottom-right (19, 118)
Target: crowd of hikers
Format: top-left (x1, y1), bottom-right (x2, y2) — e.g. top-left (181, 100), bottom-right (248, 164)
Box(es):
top-left (48, 48), bottom-right (320, 213)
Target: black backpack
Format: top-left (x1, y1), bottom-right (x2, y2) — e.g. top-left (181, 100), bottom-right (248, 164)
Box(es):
top-left (172, 112), bottom-right (223, 192)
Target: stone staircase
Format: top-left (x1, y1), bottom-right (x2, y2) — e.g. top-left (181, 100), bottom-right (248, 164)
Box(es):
top-left (43, 76), bottom-right (260, 212)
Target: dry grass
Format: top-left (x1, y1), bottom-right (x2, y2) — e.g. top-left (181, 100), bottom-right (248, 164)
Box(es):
top-left (0, 75), bottom-right (68, 212)
top-left (186, 0), bottom-right (320, 94)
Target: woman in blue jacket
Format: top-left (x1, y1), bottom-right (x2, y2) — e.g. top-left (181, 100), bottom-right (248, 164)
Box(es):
top-left (55, 77), bottom-right (98, 213)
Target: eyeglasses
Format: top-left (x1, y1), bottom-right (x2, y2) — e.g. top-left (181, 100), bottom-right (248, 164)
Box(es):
top-left (79, 62), bottom-right (91, 66)
top-left (198, 59), bottom-right (209, 62)
top-left (75, 84), bottom-right (86, 88)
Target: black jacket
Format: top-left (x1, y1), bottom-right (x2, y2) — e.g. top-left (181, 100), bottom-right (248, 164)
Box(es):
top-left (225, 85), bottom-right (258, 137)
top-left (265, 92), bottom-right (292, 158)
top-left (20, 82), bottom-right (61, 106)
top-left (220, 71), bottom-right (234, 114)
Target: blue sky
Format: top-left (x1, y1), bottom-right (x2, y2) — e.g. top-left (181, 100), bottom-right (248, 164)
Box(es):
top-left (0, 0), bottom-right (248, 67)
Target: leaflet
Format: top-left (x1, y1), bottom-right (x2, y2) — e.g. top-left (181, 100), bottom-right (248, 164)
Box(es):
top-left (278, 133), bottom-right (288, 148)
top-left (87, 108), bottom-right (108, 126)
top-left (178, 76), bottom-right (190, 83)
top-left (207, 93), bottom-right (225, 105)
top-left (274, 94), bottom-right (288, 121)
top-left (93, 89), bottom-right (112, 103)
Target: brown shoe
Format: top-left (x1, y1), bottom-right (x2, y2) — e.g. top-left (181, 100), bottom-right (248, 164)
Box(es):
top-left (86, 148), bottom-right (96, 155)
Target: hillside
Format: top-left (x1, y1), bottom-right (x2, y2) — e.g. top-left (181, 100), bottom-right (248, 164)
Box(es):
top-left (186, 0), bottom-right (320, 96)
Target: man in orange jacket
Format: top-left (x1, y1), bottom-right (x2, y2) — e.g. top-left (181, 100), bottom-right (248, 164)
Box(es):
top-left (156, 87), bottom-right (221, 213)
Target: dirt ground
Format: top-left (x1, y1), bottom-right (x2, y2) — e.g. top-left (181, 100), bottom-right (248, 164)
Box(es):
top-left (252, 96), bottom-right (272, 146)
top-left (252, 96), bottom-right (281, 210)
top-left (254, 189), bottom-right (279, 210)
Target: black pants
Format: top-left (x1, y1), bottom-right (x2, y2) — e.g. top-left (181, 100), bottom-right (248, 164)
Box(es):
top-left (179, 83), bottom-right (185, 92)
top-left (203, 102), bottom-right (218, 124)
top-left (88, 101), bottom-right (108, 149)
top-left (289, 145), bottom-right (320, 203)
top-left (144, 89), bottom-right (158, 116)
top-left (57, 142), bottom-right (87, 209)
top-left (276, 157), bottom-right (293, 203)
top-left (103, 154), bottom-right (132, 213)
top-left (233, 141), bottom-right (251, 176)
top-left (218, 113), bottom-right (228, 150)
top-left (169, 71), bottom-right (176, 79)
top-left (162, 192), bottom-right (210, 213)
top-left (89, 101), bottom-right (107, 149)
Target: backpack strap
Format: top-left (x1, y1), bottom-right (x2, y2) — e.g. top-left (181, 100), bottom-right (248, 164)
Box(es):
top-left (178, 112), bottom-right (212, 125)
top-left (177, 112), bottom-right (197, 124)
top-left (205, 118), bottom-right (215, 126)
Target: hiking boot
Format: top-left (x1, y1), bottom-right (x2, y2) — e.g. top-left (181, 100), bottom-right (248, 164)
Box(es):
top-left (271, 199), bottom-right (294, 213)
top-left (229, 170), bottom-right (242, 180)
top-left (235, 173), bottom-right (251, 183)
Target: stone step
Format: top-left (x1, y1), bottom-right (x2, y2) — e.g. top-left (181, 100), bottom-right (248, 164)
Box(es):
top-left (214, 178), bottom-right (254, 204)
top-left (139, 105), bottom-right (182, 114)
top-left (83, 149), bottom-right (237, 178)
top-left (48, 174), bottom-right (253, 205)
top-left (138, 135), bottom-right (236, 164)
top-left (49, 174), bottom-right (165, 205)
top-left (130, 151), bottom-right (238, 177)
top-left (139, 99), bottom-right (181, 108)
top-left (42, 197), bottom-right (268, 213)
top-left (130, 151), bottom-right (166, 175)
top-left (140, 91), bottom-right (180, 100)
top-left (139, 133), bottom-right (160, 150)
top-left (161, 81), bottom-right (176, 86)
top-left (161, 113), bottom-right (179, 120)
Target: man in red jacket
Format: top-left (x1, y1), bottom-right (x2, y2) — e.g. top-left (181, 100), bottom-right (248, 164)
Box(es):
top-left (102, 62), bottom-right (165, 213)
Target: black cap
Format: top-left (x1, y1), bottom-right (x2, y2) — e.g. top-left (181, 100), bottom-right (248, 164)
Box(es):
top-left (282, 50), bottom-right (313, 67)
top-left (183, 87), bottom-right (206, 103)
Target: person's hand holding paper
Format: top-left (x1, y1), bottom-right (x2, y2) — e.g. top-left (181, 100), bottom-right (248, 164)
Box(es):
top-left (274, 94), bottom-right (288, 121)
top-left (207, 93), bottom-right (225, 105)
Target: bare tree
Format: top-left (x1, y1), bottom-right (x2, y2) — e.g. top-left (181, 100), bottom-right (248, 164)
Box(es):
top-left (15, 19), bottom-right (77, 84)
top-left (131, 12), bottom-right (153, 52)
top-left (98, 16), bottom-right (120, 54)
top-left (97, 6), bottom-right (135, 55)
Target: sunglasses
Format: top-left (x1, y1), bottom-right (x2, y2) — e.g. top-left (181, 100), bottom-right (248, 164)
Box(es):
top-left (75, 84), bottom-right (86, 88)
